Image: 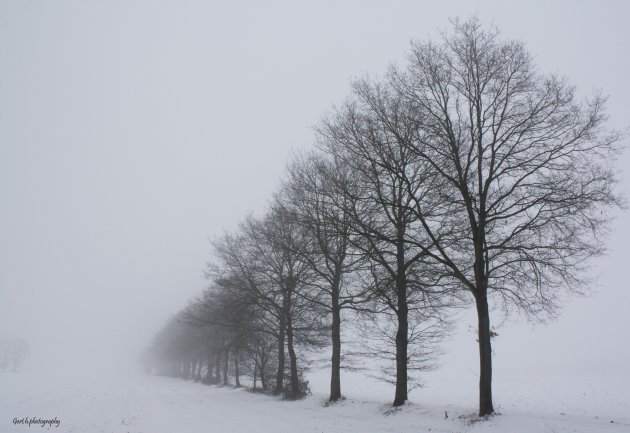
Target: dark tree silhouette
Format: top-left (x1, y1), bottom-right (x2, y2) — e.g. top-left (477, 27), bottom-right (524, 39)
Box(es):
top-left (281, 153), bottom-right (367, 402)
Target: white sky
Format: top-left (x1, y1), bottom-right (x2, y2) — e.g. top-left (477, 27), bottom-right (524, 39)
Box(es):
top-left (1, 0), bottom-right (629, 379)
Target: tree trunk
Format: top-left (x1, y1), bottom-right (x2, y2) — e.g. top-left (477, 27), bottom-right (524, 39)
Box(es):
top-left (223, 348), bottom-right (230, 386)
top-left (183, 359), bottom-right (190, 380)
top-left (274, 316), bottom-right (285, 395)
top-left (393, 303), bottom-right (409, 406)
top-left (205, 352), bottom-right (214, 383)
top-left (393, 243), bottom-right (408, 407)
top-left (192, 358), bottom-right (201, 382)
top-left (475, 290), bottom-right (494, 416)
top-left (233, 350), bottom-right (241, 387)
top-left (260, 362), bottom-right (267, 390)
top-left (253, 363), bottom-right (257, 389)
top-left (329, 275), bottom-right (342, 402)
top-left (214, 351), bottom-right (221, 384)
top-left (259, 349), bottom-right (268, 391)
top-left (286, 314), bottom-right (300, 399)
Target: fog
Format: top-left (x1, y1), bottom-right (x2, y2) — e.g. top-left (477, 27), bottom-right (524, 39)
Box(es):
top-left (1, 0), bottom-right (628, 386)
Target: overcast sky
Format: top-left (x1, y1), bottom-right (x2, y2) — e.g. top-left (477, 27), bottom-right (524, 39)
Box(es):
top-left (1, 0), bottom-right (628, 380)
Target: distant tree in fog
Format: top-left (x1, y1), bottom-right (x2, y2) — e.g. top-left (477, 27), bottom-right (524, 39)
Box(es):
top-left (0, 338), bottom-right (30, 372)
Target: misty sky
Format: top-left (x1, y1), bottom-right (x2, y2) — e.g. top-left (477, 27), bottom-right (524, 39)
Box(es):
top-left (1, 0), bottom-right (629, 379)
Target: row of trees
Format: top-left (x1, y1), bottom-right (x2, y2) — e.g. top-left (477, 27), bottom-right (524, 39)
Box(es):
top-left (146, 18), bottom-right (622, 416)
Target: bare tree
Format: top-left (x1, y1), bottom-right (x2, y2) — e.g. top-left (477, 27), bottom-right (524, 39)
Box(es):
top-left (281, 152), bottom-right (367, 402)
top-left (212, 210), bottom-right (325, 399)
top-left (212, 226), bottom-right (289, 394)
top-left (263, 203), bottom-right (328, 399)
top-left (0, 338), bottom-right (30, 372)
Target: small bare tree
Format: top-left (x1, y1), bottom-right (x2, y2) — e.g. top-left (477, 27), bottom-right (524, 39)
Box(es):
top-left (0, 338), bottom-right (30, 372)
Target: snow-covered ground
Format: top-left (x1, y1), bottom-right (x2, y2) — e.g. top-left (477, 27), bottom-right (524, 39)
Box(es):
top-left (2, 368), bottom-right (629, 433)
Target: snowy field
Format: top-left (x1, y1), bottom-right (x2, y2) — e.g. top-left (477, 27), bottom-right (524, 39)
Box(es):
top-left (2, 369), bottom-right (629, 433)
